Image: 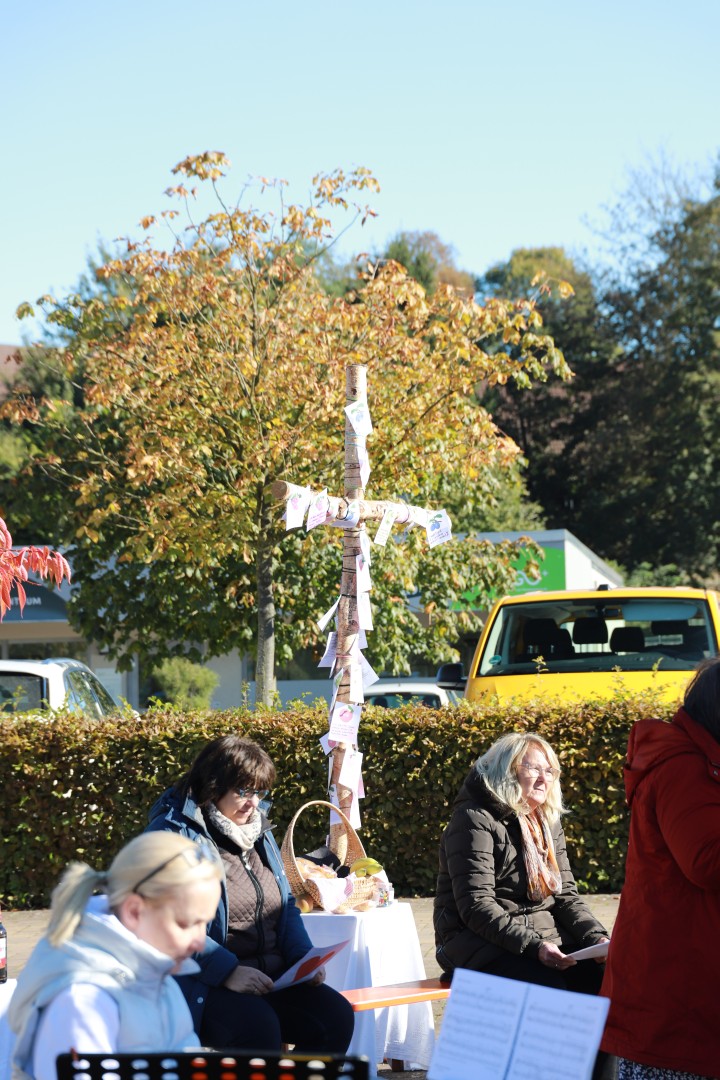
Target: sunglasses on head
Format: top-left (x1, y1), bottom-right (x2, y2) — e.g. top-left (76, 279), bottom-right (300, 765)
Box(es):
top-left (132, 838), bottom-right (219, 894)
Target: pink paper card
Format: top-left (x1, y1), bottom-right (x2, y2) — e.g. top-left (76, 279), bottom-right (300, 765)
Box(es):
top-left (329, 701), bottom-right (361, 742)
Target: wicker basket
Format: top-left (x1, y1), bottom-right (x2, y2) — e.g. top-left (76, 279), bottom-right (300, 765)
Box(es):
top-left (280, 799), bottom-right (377, 913)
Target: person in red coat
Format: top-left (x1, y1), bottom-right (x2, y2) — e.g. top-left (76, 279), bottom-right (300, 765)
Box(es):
top-left (601, 657), bottom-right (720, 1080)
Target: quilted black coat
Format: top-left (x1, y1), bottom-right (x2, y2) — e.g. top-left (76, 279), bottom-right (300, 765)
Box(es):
top-left (434, 766), bottom-right (607, 975)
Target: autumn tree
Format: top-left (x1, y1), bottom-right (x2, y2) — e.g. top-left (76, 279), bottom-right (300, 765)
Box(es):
top-left (383, 230), bottom-right (476, 297)
top-left (8, 154), bottom-right (570, 704)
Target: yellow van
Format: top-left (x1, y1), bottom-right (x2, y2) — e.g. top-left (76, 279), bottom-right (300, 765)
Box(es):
top-left (438, 586), bottom-right (720, 705)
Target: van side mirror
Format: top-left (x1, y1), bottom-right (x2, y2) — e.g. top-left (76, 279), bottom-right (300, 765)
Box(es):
top-left (436, 662), bottom-right (466, 692)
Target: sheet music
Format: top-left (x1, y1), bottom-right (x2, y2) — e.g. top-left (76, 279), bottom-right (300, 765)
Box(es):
top-left (428, 969), bottom-right (609, 1080)
top-left (428, 969), bottom-right (524, 1080)
top-left (506, 983), bottom-right (609, 1080)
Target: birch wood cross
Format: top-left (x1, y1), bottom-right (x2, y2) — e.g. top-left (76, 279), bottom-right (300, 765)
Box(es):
top-left (272, 364), bottom-right (451, 859)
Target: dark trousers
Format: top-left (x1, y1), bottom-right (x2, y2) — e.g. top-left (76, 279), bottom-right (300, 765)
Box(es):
top-left (200, 982), bottom-right (355, 1055)
top-left (482, 949), bottom-right (605, 995)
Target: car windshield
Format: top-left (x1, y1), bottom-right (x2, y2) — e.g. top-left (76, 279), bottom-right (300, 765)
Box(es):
top-left (477, 597), bottom-right (717, 676)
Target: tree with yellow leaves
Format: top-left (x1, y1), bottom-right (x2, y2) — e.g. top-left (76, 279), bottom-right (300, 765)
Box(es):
top-left (9, 153), bottom-right (569, 704)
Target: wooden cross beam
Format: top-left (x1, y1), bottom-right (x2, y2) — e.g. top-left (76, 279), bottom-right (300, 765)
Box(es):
top-left (272, 364), bottom-right (450, 859)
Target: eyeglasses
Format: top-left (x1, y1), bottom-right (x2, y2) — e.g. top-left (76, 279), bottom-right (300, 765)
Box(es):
top-left (132, 839), bottom-right (219, 894)
top-left (235, 787), bottom-right (270, 800)
top-left (518, 762), bottom-right (560, 781)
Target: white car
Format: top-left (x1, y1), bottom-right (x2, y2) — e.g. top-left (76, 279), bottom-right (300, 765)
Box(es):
top-left (364, 679), bottom-right (457, 709)
top-left (0, 658), bottom-right (125, 719)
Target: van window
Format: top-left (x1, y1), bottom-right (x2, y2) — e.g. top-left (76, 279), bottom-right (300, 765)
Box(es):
top-left (477, 597), bottom-right (715, 677)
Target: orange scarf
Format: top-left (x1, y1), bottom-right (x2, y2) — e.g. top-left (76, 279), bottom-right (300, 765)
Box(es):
top-left (518, 809), bottom-right (562, 901)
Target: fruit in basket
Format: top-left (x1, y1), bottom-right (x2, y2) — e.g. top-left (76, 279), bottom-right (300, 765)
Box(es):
top-left (297, 857), bottom-right (337, 879)
top-left (350, 857), bottom-right (383, 877)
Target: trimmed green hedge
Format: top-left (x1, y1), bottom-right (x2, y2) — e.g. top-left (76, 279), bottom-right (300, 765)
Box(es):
top-left (0, 692), bottom-right (673, 907)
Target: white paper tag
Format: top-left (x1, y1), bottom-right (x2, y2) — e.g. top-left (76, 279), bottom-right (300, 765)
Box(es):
top-left (358, 444), bottom-right (371, 488)
top-left (348, 793), bottom-right (362, 830)
top-left (348, 662), bottom-right (364, 704)
top-left (285, 486), bottom-right (313, 530)
top-left (338, 749), bottom-right (364, 792)
top-left (319, 732), bottom-right (335, 756)
top-left (318, 631), bottom-right (337, 669)
top-left (306, 488), bottom-right (330, 531)
top-left (317, 598), bottom-right (340, 633)
top-left (329, 701), bottom-right (361, 743)
top-left (329, 668), bottom-right (344, 709)
top-left (357, 591), bottom-right (374, 630)
top-left (328, 784), bottom-right (343, 825)
top-left (359, 530), bottom-right (372, 566)
top-left (374, 507), bottom-right (397, 546)
top-left (356, 553), bottom-right (372, 595)
top-left (359, 651), bottom-right (380, 688)
top-left (426, 508), bottom-right (453, 548)
top-left (358, 627), bottom-right (368, 650)
top-left (409, 505), bottom-right (429, 529)
top-left (345, 399), bottom-right (373, 437)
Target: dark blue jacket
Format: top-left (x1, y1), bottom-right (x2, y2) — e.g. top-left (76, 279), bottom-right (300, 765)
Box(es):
top-left (145, 786), bottom-right (312, 1029)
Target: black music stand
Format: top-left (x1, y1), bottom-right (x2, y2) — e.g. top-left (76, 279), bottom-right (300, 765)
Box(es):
top-left (56, 1051), bottom-right (369, 1080)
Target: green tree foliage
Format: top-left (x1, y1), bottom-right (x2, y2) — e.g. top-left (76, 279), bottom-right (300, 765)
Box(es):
top-left (568, 169), bottom-right (720, 580)
top-left (477, 247), bottom-right (618, 528)
top-left (152, 657), bottom-right (219, 710)
top-left (478, 174), bottom-right (720, 588)
top-left (384, 230), bottom-right (476, 297)
top-left (0, 345), bottom-right (76, 545)
top-left (5, 155), bottom-right (569, 702)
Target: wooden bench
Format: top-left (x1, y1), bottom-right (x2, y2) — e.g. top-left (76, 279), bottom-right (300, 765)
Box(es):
top-left (340, 976), bottom-right (451, 1072)
top-left (340, 976), bottom-right (451, 1012)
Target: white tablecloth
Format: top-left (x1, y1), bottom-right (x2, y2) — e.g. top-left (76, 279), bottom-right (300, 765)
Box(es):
top-left (0, 979), bottom-right (17, 1079)
top-left (301, 902), bottom-right (434, 1078)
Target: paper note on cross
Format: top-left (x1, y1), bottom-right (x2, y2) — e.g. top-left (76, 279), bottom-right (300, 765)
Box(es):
top-left (272, 364), bottom-right (452, 857)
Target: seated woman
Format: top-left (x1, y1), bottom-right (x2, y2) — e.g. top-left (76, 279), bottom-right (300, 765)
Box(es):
top-left (9, 832), bottom-right (222, 1080)
top-left (145, 734), bottom-right (355, 1055)
top-left (434, 732), bottom-right (609, 991)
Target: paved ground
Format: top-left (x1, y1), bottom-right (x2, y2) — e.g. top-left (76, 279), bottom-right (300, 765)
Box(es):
top-left (3, 894), bottom-right (620, 1077)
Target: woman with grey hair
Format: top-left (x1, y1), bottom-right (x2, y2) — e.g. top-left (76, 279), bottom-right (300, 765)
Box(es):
top-left (9, 832), bottom-right (223, 1080)
top-left (434, 732), bottom-right (609, 990)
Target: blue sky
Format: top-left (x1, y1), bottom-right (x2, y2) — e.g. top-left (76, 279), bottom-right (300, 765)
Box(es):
top-left (2, 0), bottom-right (718, 344)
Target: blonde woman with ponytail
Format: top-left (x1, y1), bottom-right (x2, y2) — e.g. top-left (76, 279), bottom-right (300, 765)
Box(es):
top-left (9, 832), bottom-right (222, 1080)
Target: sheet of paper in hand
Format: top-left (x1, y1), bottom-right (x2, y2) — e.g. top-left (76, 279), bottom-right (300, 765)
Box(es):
top-left (272, 939), bottom-right (352, 991)
top-left (567, 940), bottom-right (610, 961)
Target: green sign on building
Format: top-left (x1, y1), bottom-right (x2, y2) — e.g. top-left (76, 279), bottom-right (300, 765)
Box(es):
top-left (458, 545), bottom-right (566, 609)
top-left (511, 546), bottom-right (565, 594)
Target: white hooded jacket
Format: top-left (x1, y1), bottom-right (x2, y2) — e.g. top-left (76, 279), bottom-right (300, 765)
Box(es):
top-left (9, 896), bottom-right (200, 1080)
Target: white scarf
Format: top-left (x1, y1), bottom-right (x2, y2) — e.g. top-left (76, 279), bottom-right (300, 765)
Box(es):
top-left (206, 803), bottom-right (262, 852)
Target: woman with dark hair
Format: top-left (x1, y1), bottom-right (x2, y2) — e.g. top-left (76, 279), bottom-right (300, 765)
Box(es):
top-left (601, 658), bottom-right (720, 1079)
top-left (145, 735), bottom-right (354, 1055)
